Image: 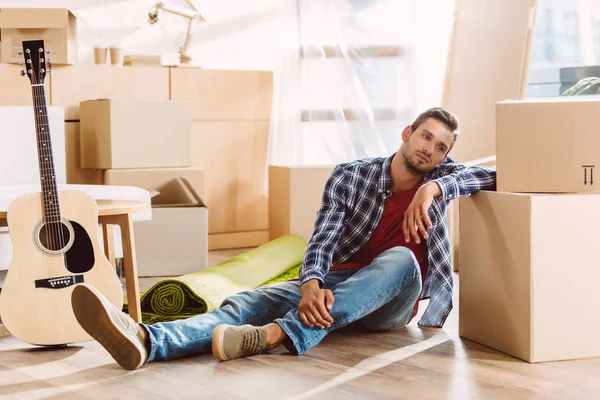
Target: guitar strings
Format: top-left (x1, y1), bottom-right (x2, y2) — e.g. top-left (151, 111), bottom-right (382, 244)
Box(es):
top-left (28, 50), bottom-right (52, 279)
top-left (37, 76), bottom-right (67, 272)
top-left (31, 50), bottom-right (67, 279)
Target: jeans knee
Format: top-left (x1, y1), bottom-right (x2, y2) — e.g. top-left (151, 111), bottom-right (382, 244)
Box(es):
top-left (375, 247), bottom-right (422, 287)
top-left (220, 290), bottom-right (253, 315)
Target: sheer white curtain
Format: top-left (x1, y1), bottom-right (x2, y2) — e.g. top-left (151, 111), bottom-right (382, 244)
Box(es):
top-left (267, 0), bottom-right (455, 166)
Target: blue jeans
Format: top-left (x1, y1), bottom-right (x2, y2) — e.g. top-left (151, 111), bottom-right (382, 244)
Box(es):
top-left (144, 246), bottom-right (422, 362)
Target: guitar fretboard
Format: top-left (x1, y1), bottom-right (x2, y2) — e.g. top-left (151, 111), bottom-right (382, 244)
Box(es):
top-left (32, 85), bottom-right (61, 224)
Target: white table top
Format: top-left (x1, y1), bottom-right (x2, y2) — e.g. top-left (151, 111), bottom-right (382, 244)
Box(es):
top-left (0, 184), bottom-right (152, 221)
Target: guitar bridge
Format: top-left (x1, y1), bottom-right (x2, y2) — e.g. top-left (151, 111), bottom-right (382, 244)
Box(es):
top-left (35, 275), bottom-right (84, 289)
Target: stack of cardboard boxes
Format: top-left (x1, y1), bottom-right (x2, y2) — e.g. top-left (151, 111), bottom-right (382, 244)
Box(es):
top-left (0, 7), bottom-right (275, 254)
top-left (459, 97), bottom-right (600, 363)
top-left (79, 99), bottom-right (208, 277)
top-left (0, 7), bottom-right (209, 277)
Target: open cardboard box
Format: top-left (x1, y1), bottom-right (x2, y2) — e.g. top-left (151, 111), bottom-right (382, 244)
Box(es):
top-left (134, 177), bottom-right (208, 277)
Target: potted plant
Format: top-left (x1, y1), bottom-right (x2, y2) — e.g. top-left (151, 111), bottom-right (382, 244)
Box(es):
top-left (562, 76), bottom-right (600, 96)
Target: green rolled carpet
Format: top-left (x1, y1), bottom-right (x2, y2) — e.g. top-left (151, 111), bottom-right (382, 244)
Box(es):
top-left (123, 234), bottom-right (307, 324)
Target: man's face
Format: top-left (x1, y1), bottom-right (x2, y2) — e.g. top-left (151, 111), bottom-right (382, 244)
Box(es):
top-left (401, 118), bottom-right (455, 174)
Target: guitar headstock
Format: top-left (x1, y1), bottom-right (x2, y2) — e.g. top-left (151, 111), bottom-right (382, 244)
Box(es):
top-left (19, 40), bottom-right (51, 86)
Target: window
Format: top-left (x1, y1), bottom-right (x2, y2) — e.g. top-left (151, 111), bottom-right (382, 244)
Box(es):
top-left (527, 0), bottom-right (600, 98)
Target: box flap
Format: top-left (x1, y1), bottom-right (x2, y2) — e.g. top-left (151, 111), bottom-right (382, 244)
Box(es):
top-left (152, 177), bottom-right (207, 208)
top-left (0, 8), bottom-right (71, 29)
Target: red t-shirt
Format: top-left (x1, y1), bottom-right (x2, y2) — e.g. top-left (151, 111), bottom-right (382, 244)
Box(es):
top-left (330, 183), bottom-right (428, 321)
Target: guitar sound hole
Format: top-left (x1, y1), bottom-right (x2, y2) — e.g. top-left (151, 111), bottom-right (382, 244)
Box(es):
top-left (39, 222), bottom-right (71, 251)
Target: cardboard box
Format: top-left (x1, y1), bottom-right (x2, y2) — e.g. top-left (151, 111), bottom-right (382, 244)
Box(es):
top-left (0, 64), bottom-right (47, 106)
top-left (104, 168), bottom-right (204, 202)
top-left (497, 98), bottom-right (600, 193)
top-left (459, 190), bottom-right (600, 363)
top-left (191, 121), bottom-right (269, 233)
top-left (269, 165), bottom-right (335, 242)
top-left (80, 99), bottom-right (191, 169)
top-left (0, 8), bottom-right (77, 65)
top-left (170, 68), bottom-right (273, 120)
top-left (64, 122), bottom-right (104, 184)
top-left (50, 65), bottom-right (170, 120)
top-left (134, 178), bottom-right (208, 277)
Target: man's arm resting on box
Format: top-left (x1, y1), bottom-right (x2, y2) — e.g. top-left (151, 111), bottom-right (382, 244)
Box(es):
top-left (298, 165), bottom-right (348, 329)
top-left (432, 162), bottom-right (497, 201)
top-left (403, 163), bottom-right (496, 243)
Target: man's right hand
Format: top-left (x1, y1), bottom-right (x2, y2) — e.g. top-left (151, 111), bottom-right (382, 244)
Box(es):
top-left (298, 279), bottom-right (335, 329)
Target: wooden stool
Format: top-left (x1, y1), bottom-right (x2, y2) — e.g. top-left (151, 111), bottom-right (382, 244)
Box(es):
top-left (0, 199), bottom-right (148, 338)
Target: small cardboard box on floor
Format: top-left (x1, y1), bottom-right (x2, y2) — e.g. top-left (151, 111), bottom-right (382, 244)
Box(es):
top-left (459, 190), bottom-right (600, 363)
top-left (0, 8), bottom-right (77, 64)
top-left (497, 97), bottom-right (600, 193)
top-left (80, 99), bottom-right (191, 169)
top-left (269, 165), bottom-right (335, 242)
top-left (134, 177), bottom-right (208, 277)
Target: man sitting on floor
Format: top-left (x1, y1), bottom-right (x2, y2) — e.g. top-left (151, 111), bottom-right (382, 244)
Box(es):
top-left (71, 107), bottom-right (496, 370)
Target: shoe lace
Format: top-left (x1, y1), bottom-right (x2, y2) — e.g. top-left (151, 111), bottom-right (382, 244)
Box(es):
top-left (241, 328), bottom-right (263, 355)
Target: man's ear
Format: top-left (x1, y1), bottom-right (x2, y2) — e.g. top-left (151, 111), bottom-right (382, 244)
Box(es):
top-left (401, 125), bottom-right (412, 142)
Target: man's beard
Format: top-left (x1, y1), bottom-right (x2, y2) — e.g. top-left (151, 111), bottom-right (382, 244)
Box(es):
top-left (402, 146), bottom-right (427, 176)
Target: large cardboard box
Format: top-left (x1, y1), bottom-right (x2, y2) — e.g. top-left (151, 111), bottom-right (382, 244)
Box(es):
top-left (50, 65), bottom-right (170, 120)
top-left (171, 68), bottom-right (273, 121)
top-left (134, 178), bottom-right (208, 277)
top-left (459, 190), bottom-right (600, 363)
top-left (64, 122), bottom-right (104, 184)
top-left (497, 98), bottom-right (600, 193)
top-left (269, 165), bottom-right (335, 242)
top-left (191, 121), bottom-right (268, 233)
top-left (80, 99), bottom-right (191, 169)
top-left (0, 8), bottom-right (77, 65)
top-left (104, 168), bottom-right (204, 201)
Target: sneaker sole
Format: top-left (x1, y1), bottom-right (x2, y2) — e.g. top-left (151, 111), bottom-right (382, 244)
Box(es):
top-left (72, 284), bottom-right (145, 370)
top-left (211, 324), bottom-right (230, 361)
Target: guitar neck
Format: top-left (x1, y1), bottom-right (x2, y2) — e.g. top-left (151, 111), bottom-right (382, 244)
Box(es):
top-left (32, 85), bottom-right (61, 223)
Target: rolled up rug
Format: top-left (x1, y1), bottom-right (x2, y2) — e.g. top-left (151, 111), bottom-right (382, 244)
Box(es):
top-left (123, 234), bottom-right (307, 324)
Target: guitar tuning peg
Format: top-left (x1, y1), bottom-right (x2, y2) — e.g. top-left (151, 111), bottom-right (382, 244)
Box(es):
top-left (47, 59), bottom-right (52, 66)
top-left (20, 70), bottom-right (25, 76)
top-left (17, 50), bottom-right (23, 56)
top-left (19, 61), bottom-right (24, 66)
top-left (46, 49), bottom-right (52, 54)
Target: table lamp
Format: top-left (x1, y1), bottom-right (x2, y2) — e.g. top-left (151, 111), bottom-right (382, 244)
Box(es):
top-left (147, 0), bottom-right (206, 64)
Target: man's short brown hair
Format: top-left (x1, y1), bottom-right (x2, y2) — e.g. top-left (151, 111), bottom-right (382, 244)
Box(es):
top-left (410, 107), bottom-right (459, 152)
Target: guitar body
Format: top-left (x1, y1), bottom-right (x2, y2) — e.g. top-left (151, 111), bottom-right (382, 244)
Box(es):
top-left (0, 190), bottom-right (123, 345)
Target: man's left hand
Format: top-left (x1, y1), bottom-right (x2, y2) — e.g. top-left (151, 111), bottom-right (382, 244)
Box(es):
top-left (402, 182), bottom-right (441, 244)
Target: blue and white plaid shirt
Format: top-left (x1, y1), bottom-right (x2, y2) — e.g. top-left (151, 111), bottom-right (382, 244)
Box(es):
top-left (300, 153), bottom-right (496, 328)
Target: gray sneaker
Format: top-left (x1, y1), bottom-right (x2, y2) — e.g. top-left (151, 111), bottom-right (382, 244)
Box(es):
top-left (71, 283), bottom-right (148, 370)
top-left (212, 324), bottom-right (268, 361)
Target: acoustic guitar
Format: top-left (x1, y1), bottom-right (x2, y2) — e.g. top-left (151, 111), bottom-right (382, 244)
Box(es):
top-left (0, 40), bottom-right (123, 346)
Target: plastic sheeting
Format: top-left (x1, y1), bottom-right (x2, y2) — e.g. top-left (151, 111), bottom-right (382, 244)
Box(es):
top-left (267, 0), bottom-right (455, 166)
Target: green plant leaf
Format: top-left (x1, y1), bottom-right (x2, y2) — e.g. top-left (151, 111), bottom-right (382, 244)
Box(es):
top-left (563, 76), bottom-right (600, 96)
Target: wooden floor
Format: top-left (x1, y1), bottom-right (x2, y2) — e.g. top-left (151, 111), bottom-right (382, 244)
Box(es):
top-left (1, 249), bottom-right (600, 399)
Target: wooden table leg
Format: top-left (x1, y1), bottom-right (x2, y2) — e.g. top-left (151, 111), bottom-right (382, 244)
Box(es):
top-left (100, 214), bottom-right (141, 323)
top-left (116, 214), bottom-right (141, 323)
top-left (0, 217), bottom-right (9, 336)
top-left (102, 224), bottom-right (116, 270)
